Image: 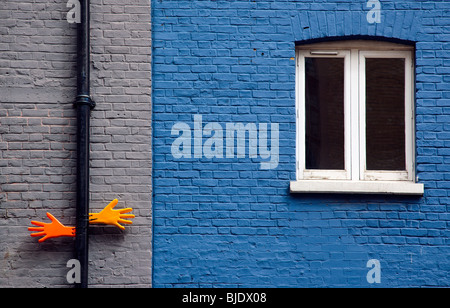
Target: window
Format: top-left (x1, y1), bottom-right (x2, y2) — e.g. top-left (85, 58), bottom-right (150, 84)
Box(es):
top-left (291, 40), bottom-right (423, 195)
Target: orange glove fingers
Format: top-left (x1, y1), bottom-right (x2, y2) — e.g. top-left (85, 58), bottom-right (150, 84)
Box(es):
top-left (118, 208), bottom-right (133, 214)
top-left (28, 221), bottom-right (47, 240)
top-left (29, 231), bottom-right (45, 237)
top-left (118, 219), bottom-right (133, 225)
top-left (88, 199), bottom-right (134, 230)
top-left (114, 222), bottom-right (126, 230)
top-left (28, 213), bottom-right (75, 243)
top-left (105, 199), bottom-right (119, 210)
top-left (120, 214), bottom-right (135, 219)
top-left (38, 235), bottom-right (51, 243)
top-left (46, 212), bottom-right (58, 222)
top-left (28, 227), bottom-right (44, 232)
top-left (30, 220), bottom-right (46, 227)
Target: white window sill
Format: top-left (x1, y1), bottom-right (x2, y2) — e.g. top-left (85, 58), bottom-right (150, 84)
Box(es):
top-left (290, 180), bottom-right (424, 196)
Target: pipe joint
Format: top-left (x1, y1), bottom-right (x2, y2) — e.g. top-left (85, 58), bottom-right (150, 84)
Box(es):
top-left (75, 95), bottom-right (96, 110)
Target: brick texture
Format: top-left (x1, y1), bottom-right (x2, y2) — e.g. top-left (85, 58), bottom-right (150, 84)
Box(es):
top-left (1, 0), bottom-right (152, 287)
top-left (152, 0), bottom-right (450, 287)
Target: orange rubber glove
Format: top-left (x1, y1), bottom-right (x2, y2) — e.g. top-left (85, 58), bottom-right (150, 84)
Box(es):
top-left (28, 212), bottom-right (76, 243)
top-left (29, 199), bottom-right (134, 242)
top-left (89, 199), bottom-right (134, 230)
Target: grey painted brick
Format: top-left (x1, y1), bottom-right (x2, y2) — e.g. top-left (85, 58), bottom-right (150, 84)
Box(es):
top-left (1, 0), bottom-right (152, 287)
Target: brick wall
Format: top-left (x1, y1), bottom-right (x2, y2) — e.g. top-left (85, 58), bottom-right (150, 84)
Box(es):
top-left (152, 0), bottom-right (450, 287)
top-left (0, 0), bottom-right (152, 287)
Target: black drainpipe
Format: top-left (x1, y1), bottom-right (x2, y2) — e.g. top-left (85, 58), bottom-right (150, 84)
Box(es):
top-left (75, 0), bottom-right (95, 288)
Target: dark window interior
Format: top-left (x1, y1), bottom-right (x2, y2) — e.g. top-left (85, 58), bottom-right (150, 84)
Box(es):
top-left (365, 58), bottom-right (406, 171)
top-left (305, 57), bottom-right (345, 170)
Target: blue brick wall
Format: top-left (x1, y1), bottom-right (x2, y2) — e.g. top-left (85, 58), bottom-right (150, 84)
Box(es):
top-left (152, 0), bottom-right (450, 287)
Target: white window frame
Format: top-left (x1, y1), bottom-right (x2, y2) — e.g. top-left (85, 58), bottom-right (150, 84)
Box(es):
top-left (359, 50), bottom-right (414, 182)
top-left (292, 40), bottom-right (423, 195)
top-left (297, 50), bottom-right (351, 181)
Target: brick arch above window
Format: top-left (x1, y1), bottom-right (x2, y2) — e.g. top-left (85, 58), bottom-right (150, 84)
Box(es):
top-left (291, 10), bottom-right (424, 43)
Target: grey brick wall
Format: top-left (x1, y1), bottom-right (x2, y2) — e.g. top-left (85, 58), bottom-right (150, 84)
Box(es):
top-left (1, 0), bottom-right (152, 287)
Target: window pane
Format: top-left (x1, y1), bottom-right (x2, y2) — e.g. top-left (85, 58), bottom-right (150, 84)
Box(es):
top-left (305, 57), bottom-right (345, 170)
top-left (366, 58), bottom-right (405, 171)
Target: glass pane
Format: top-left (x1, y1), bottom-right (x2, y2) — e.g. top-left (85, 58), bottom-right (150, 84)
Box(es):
top-left (305, 57), bottom-right (345, 170)
top-left (365, 58), bottom-right (405, 171)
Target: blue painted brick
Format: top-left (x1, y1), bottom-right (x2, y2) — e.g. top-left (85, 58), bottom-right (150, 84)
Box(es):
top-left (152, 0), bottom-right (450, 288)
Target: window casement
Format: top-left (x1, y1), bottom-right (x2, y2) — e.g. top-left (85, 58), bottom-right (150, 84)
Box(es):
top-left (291, 40), bottom-right (424, 195)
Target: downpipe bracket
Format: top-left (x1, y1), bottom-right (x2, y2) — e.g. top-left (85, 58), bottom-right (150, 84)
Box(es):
top-left (75, 95), bottom-right (96, 110)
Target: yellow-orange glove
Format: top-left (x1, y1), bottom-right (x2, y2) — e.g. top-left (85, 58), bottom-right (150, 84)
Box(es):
top-left (28, 212), bottom-right (76, 243)
top-left (89, 199), bottom-right (134, 230)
